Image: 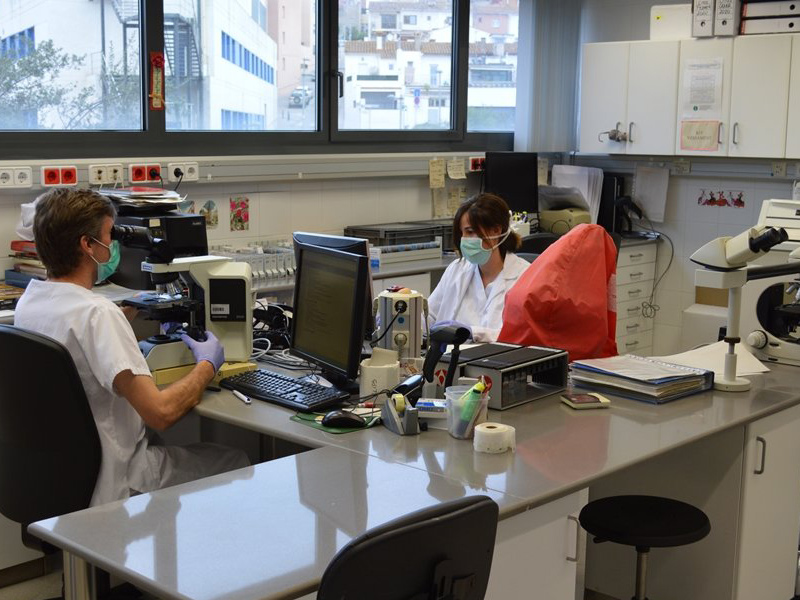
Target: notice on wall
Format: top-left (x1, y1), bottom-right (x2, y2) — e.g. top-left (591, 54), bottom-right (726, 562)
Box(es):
top-left (448, 185), bottom-right (466, 215)
top-left (680, 120), bottom-right (720, 152)
top-left (682, 58), bottom-right (723, 119)
top-left (429, 158), bottom-right (446, 189)
top-left (446, 158), bottom-right (466, 180)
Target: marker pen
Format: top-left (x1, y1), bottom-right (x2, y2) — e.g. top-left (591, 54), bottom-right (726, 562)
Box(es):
top-left (232, 390), bottom-right (252, 405)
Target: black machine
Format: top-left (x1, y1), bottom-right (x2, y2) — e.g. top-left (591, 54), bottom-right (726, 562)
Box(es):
top-left (484, 151), bottom-right (539, 214)
top-left (110, 213), bottom-right (208, 290)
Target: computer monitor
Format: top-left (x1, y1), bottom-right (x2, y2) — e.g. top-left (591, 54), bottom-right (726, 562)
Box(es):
top-left (290, 238), bottom-right (370, 390)
top-left (484, 151), bottom-right (539, 214)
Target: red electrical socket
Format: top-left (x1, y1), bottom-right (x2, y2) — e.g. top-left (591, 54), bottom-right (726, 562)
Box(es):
top-left (60, 166), bottom-right (78, 186)
top-left (147, 164), bottom-right (161, 182)
top-left (41, 167), bottom-right (61, 186)
top-left (129, 164), bottom-right (148, 182)
top-left (469, 157), bottom-right (485, 172)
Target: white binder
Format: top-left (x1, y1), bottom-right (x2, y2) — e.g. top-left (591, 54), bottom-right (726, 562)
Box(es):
top-left (742, 0), bottom-right (800, 17)
top-left (740, 15), bottom-right (798, 32)
top-left (693, 0), bottom-right (716, 36)
top-left (715, 0), bottom-right (741, 35)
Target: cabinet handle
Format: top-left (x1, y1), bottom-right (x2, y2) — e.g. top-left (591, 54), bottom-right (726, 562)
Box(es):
top-left (566, 515), bottom-right (580, 562)
top-left (718, 122), bottom-right (724, 145)
top-left (754, 436), bottom-right (767, 475)
top-left (628, 121), bottom-right (635, 143)
top-left (733, 122), bottom-right (740, 145)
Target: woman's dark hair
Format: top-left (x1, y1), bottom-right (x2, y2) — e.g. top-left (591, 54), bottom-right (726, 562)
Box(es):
top-left (452, 193), bottom-right (521, 259)
top-left (33, 188), bottom-right (116, 278)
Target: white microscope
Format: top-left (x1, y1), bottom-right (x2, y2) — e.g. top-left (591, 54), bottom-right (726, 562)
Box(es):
top-left (691, 224), bottom-right (797, 390)
top-left (116, 225), bottom-right (253, 373)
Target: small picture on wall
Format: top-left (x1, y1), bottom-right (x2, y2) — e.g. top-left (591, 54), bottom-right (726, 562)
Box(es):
top-left (199, 200), bottom-right (219, 229)
top-left (696, 189), bottom-right (746, 208)
top-left (178, 199), bottom-right (196, 214)
top-left (230, 196), bottom-right (250, 231)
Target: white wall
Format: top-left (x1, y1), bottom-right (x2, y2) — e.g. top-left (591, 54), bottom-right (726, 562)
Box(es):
top-left (580, 0), bottom-right (688, 43)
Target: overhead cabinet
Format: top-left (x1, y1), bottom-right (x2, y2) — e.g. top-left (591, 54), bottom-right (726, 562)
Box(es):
top-left (787, 35), bottom-right (800, 159)
top-left (580, 41), bottom-right (679, 155)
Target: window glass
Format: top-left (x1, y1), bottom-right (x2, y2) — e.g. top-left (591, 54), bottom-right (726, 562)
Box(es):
top-left (338, 0), bottom-right (454, 131)
top-left (0, 1), bottom-right (142, 130)
top-left (467, 0), bottom-right (518, 132)
top-left (165, 0), bottom-right (317, 131)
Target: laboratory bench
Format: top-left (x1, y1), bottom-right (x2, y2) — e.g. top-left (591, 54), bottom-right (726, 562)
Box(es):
top-left (30, 363), bottom-right (800, 600)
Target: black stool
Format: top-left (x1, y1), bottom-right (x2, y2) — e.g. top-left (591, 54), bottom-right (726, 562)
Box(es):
top-left (579, 495), bottom-right (711, 600)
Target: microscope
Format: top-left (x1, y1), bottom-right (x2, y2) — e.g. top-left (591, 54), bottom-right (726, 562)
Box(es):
top-left (690, 224), bottom-right (795, 390)
top-left (115, 224), bottom-right (253, 373)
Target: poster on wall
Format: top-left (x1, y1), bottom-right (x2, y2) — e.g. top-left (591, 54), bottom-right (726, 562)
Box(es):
top-left (696, 189), bottom-right (746, 207)
top-left (230, 197), bottom-right (250, 231)
top-left (199, 200), bottom-right (218, 229)
top-left (680, 121), bottom-right (720, 152)
top-left (682, 58), bottom-right (723, 119)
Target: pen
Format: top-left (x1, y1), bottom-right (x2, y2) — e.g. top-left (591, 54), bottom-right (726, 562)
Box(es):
top-left (232, 390), bottom-right (251, 405)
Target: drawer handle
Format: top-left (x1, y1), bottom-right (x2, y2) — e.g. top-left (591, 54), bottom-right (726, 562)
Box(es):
top-left (629, 272), bottom-right (644, 280)
top-left (754, 436), bottom-right (766, 475)
top-left (626, 324), bottom-right (640, 331)
top-left (625, 341), bottom-right (640, 348)
top-left (629, 253), bottom-right (644, 259)
top-left (566, 515), bottom-right (580, 563)
top-left (627, 289), bottom-right (642, 297)
top-left (627, 307), bottom-right (640, 315)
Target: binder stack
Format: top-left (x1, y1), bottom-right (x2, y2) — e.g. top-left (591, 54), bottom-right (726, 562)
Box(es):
top-left (740, 1), bottom-right (799, 34)
top-left (693, 0), bottom-right (716, 36)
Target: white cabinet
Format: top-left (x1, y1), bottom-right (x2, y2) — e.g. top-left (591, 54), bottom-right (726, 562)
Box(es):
top-left (580, 42), bottom-right (679, 155)
top-left (487, 489), bottom-right (586, 600)
top-left (728, 35), bottom-right (793, 158)
top-left (786, 35), bottom-right (800, 159)
top-left (734, 403), bottom-right (800, 600)
top-left (675, 38), bottom-right (734, 157)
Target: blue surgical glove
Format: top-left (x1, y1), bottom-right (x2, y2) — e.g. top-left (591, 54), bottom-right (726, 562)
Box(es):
top-left (432, 320), bottom-right (473, 339)
top-left (180, 331), bottom-right (225, 372)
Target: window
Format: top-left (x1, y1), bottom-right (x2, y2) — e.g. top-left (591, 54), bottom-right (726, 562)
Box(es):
top-left (338, 0), bottom-right (454, 132)
top-left (467, 0), bottom-right (518, 132)
top-left (166, 1), bottom-right (316, 131)
top-left (0, 5), bottom-right (142, 131)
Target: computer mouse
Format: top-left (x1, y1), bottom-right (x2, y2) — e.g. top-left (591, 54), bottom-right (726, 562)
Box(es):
top-left (321, 409), bottom-right (366, 429)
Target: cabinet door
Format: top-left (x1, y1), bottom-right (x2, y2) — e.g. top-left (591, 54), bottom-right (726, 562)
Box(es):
top-left (675, 38), bottom-right (734, 156)
top-left (735, 403), bottom-right (800, 600)
top-left (626, 41), bottom-right (679, 155)
top-left (786, 35), bottom-right (800, 159)
top-left (580, 43), bottom-right (629, 154)
top-left (729, 35), bottom-right (792, 158)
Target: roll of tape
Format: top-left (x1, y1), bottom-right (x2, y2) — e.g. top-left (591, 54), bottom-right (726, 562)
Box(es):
top-left (392, 393), bottom-right (406, 413)
top-left (473, 422), bottom-right (516, 454)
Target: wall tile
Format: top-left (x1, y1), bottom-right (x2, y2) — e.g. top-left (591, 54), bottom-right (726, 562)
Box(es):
top-left (259, 191), bottom-right (292, 238)
top-left (652, 324), bottom-right (682, 356)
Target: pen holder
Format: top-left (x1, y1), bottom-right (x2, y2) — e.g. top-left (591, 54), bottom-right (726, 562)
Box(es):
top-left (445, 385), bottom-right (489, 440)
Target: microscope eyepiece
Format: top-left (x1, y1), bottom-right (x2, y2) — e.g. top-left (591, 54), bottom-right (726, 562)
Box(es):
top-left (750, 227), bottom-right (788, 254)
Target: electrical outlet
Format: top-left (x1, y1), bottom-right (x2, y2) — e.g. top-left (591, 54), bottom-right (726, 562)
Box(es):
top-left (89, 163), bottom-right (125, 185)
top-left (41, 167), bottom-right (61, 186)
top-left (183, 162), bottom-right (199, 181)
top-left (107, 163), bottom-right (124, 184)
top-left (167, 162), bottom-right (186, 182)
top-left (60, 166), bottom-right (78, 186)
top-left (468, 157), bottom-right (485, 172)
top-left (147, 164), bottom-right (162, 182)
top-left (673, 159), bottom-right (691, 175)
top-left (129, 164), bottom-right (148, 183)
top-left (772, 161), bottom-right (787, 178)
top-left (13, 167), bottom-right (32, 187)
top-left (0, 169), bottom-right (13, 187)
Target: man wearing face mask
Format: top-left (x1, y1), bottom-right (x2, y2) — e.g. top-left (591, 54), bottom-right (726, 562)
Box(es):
top-left (427, 193), bottom-right (528, 343)
top-left (14, 189), bottom-right (248, 506)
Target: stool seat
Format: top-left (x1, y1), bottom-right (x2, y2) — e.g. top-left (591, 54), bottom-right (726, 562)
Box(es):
top-left (579, 495), bottom-right (711, 549)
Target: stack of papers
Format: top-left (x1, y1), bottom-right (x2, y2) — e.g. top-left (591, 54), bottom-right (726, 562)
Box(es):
top-left (571, 354), bottom-right (714, 404)
top-left (99, 186), bottom-right (184, 207)
top-left (551, 165), bottom-right (604, 224)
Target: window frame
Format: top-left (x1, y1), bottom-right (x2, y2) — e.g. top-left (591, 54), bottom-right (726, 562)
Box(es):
top-left (0, 0), bottom-right (512, 160)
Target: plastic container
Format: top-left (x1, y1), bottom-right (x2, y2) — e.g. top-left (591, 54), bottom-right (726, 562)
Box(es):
top-left (445, 385), bottom-right (489, 440)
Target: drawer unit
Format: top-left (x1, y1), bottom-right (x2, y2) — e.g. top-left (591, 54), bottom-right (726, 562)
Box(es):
top-left (616, 315), bottom-right (653, 339)
top-left (615, 240), bottom-right (658, 356)
top-left (617, 262), bottom-right (656, 286)
top-left (617, 243), bottom-right (657, 268)
top-left (616, 330), bottom-right (653, 356)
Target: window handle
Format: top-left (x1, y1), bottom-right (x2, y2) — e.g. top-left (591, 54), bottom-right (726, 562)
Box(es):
top-left (335, 71), bottom-right (344, 98)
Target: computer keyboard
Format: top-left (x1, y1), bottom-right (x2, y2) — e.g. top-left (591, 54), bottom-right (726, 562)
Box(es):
top-left (220, 369), bottom-right (350, 413)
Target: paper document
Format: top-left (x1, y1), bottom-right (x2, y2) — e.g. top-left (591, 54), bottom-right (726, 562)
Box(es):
top-left (682, 58), bottom-right (724, 119)
top-left (551, 165), bottom-right (604, 224)
top-left (680, 121), bottom-right (720, 152)
top-left (446, 158), bottom-right (466, 180)
top-left (654, 341), bottom-right (769, 378)
top-left (429, 159), bottom-right (446, 189)
top-left (634, 166), bottom-right (670, 223)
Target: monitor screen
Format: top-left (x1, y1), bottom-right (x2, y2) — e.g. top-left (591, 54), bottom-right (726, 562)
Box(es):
top-left (484, 151), bottom-right (539, 214)
top-left (290, 241), bottom-right (369, 385)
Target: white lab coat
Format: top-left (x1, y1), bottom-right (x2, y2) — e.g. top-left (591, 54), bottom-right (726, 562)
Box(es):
top-left (14, 279), bottom-right (248, 506)
top-left (427, 253), bottom-right (530, 342)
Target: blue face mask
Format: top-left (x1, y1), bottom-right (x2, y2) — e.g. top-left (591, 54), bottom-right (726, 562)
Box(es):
top-left (459, 229), bottom-right (511, 266)
top-left (90, 238), bottom-right (121, 282)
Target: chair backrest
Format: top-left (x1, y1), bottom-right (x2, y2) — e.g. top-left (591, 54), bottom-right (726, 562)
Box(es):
top-left (0, 324), bottom-right (101, 527)
top-left (318, 495), bottom-right (499, 600)
top-left (516, 252), bottom-right (540, 263)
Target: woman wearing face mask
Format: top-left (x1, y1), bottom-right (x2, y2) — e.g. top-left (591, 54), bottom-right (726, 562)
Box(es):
top-left (427, 193), bottom-right (528, 342)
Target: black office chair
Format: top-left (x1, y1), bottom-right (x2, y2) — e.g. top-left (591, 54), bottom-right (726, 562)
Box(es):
top-left (318, 495), bottom-right (499, 600)
top-left (518, 232), bottom-right (559, 255)
top-left (0, 325), bottom-right (102, 596)
top-left (579, 495), bottom-right (711, 600)
top-left (516, 252), bottom-right (539, 263)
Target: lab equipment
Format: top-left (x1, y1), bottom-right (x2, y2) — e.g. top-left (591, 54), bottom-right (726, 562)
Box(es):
top-left (221, 369), bottom-right (349, 412)
top-left (691, 222), bottom-right (795, 390)
top-left (372, 288), bottom-right (427, 362)
top-left (538, 207), bottom-right (591, 235)
top-left (290, 235), bottom-right (371, 393)
top-left (484, 151), bottom-right (539, 214)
